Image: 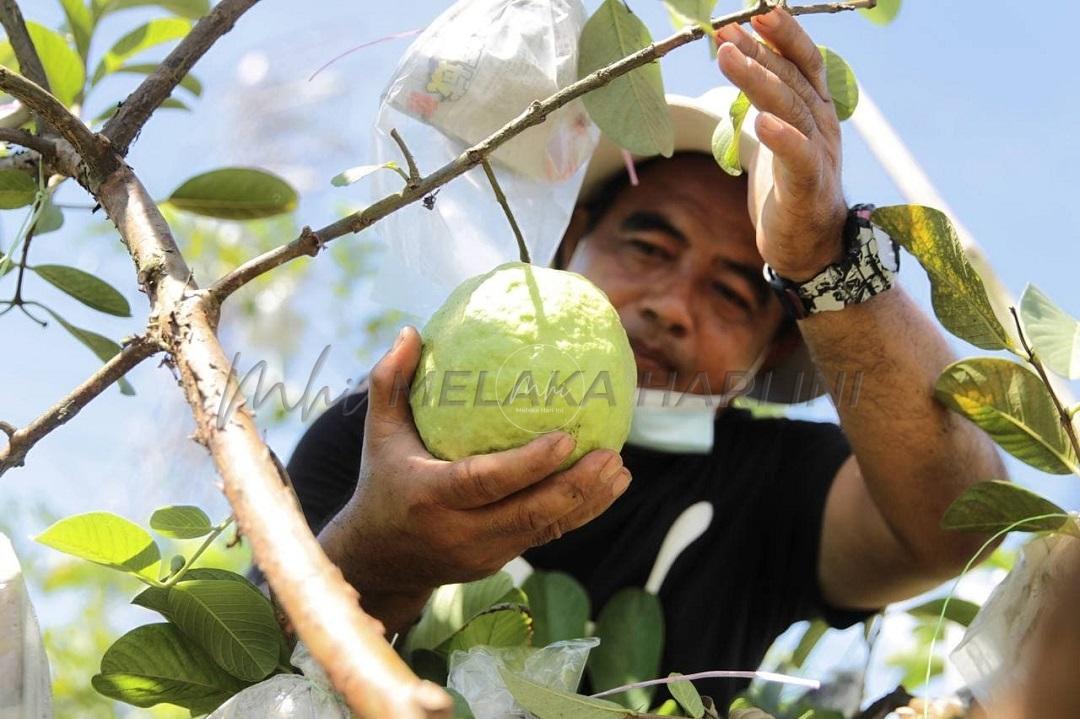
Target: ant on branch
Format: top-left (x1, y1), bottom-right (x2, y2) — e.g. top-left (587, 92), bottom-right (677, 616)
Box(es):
top-left (422, 188), bottom-right (440, 210)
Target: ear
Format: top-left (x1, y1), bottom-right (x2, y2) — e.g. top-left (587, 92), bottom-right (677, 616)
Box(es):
top-left (555, 207), bottom-right (591, 270)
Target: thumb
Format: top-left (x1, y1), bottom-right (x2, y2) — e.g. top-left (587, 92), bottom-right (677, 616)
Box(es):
top-left (366, 325), bottom-right (423, 441)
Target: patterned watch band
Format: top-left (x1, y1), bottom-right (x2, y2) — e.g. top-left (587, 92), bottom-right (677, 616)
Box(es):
top-left (763, 204), bottom-right (900, 319)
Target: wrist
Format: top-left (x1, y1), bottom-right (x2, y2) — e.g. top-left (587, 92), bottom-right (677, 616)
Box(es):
top-left (767, 207), bottom-right (848, 283)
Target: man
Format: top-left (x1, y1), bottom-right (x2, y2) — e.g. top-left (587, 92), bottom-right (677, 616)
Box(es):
top-left (285, 8), bottom-right (1003, 707)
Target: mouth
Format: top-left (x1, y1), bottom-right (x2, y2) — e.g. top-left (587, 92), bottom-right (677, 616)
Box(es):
top-left (628, 338), bottom-right (677, 379)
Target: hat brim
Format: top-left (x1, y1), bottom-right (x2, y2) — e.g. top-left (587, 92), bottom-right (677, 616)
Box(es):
top-left (575, 88), bottom-right (825, 404)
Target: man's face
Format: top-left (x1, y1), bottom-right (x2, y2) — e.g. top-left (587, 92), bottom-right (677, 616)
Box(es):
top-left (563, 153), bottom-right (786, 395)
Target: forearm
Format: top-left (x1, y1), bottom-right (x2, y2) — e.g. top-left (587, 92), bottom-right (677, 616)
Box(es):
top-left (799, 285), bottom-right (1006, 569)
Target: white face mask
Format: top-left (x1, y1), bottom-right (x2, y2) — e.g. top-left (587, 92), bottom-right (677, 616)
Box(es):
top-left (625, 347), bottom-right (769, 454)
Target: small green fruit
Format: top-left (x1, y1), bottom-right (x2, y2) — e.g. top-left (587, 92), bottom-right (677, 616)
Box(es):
top-left (410, 262), bottom-right (636, 468)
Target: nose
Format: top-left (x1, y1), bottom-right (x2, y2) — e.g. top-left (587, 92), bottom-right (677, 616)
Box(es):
top-left (639, 276), bottom-right (693, 339)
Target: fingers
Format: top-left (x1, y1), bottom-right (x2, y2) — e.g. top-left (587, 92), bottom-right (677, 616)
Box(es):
top-left (365, 325), bottom-right (425, 444)
top-left (428, 431), bottom-right (578, 510)
top-left (717, 38), bottom-right (816, 139)
top-left (750, 8), bottom-right (830, 102)
top-left (478, 449), bottom-right (628, 540)
top-left (756, 112), bottom-right (817, 186)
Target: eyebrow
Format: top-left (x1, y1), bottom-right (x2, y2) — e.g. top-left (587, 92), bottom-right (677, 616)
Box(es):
top-left (620, 211), bottom-right (688, 245)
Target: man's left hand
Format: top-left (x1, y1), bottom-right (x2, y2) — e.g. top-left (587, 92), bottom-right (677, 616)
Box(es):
top-left (716, 8), bottom-right (847, 283)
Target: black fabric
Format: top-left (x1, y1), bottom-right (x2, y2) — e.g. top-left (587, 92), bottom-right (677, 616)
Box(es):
top-left (285, 386), bottom-right (868, 708)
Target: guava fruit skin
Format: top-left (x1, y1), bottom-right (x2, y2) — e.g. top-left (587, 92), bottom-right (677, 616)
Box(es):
top-left (410, 262), bottom-right (637, 468)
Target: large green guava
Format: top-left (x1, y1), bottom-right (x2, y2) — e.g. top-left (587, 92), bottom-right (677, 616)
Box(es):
top-left (410, 262), bottom-right (637, 468)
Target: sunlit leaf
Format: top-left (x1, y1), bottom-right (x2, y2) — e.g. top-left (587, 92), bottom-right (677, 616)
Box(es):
top-left (32, 264), bottom-right (131, 316)
top-left (711, 91), bottom-right (751, 176)
top-left (588, 587), bottom-right (664, 709)
top-left (0, 169), bottom-right (36, 208)
top-left (167, 579), bottom-right (281, 681)
top-left (36, 511), bottom-right (160, 579)
top-left (57, 0), bottom-right (94, 61)
top-left (167, 168), bottom-right (298, 220)
top-left (40, 306), bottom-right (136, 395)
top-left (907, 597), bottom-right (980, 628)
top-left (578, 0), bottom-right (674, 157)
top-left (669, 673), bottom-right (705, 718)
top-left (440, 605), bottom-right (532, 655)
top-left (522, 571), bottom-right (590, 646)
top-left (872, 206), bottom-right (1013, 350)
top-left (149, 505), bottom-right (213, 539)
top-left (132, 568), bottom-right (261, 621)
top-left (116, 62), bottom-right (202, 96)
top-left (92, 623), bottom-right (245, 712)
top-left (663, 0), bottom-right (714, 32)
top-left (1021, 284), bottom-right (1080, 379)
top-left (95, 0), bottom-right (210, 19)
top-left (941, 480), bottom-right (1073, 534)
top-left (859, 0), bottom-right (901, 26)
top-left (331, 162), bottom-right (402, 187)
top-left (500, 667), bottom-right (637, 718)
top-left (91, 18), bottom-right (192, 85)
top-left (819, 46), bottom-right (857, 121)
top-left (936, 358), bottom-right (1079, 474)
top-left (0, 23), bottom-right (86, 107)
top-left (406, 572), bottom-right (514, 654)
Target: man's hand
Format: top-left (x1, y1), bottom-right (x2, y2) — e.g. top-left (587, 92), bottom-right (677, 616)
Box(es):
top-left (716, 8), bottom-right (848, 282)
top-left (320, 326), bottom-right (631, 633)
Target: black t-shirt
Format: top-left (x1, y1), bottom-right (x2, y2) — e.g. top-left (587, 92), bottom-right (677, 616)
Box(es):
top-left (285, 386), bottom-right (868, 708)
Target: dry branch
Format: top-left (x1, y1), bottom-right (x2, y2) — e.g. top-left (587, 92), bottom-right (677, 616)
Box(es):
top-left (0, 127), bottom-right (56, 159)
top-left (210, 0), bottom-right (872, 300)
top-left (0, 336), bottom-right (159, 475)
top-left (101, 0), bottom-right (260, 157)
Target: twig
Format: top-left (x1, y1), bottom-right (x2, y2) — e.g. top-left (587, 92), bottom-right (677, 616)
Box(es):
top-left (10, 209), bottom-right (35, 305)
top-left (0, 0), bottom-right (50, 93)
top-left (0, 67), bottom-right (114, 181)
top-left (0, 128), bottom-right (57, 160)
top-left (101, 0), bottom-right (260, 157)
top-left (481, 159), bottom-right (529, 263)
top-left (390, 128), bottom-right (421, 188)
top-left (208, 0), bottom-right (872, 300)
top-left (1010, 306), bottom-right (1080, 467)
top-left (0, 335), bottom-right (159, 476)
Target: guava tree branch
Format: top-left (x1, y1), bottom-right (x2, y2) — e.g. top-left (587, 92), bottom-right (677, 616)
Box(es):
top-left (93, 164), bottom-right (451, 719)
top-left (0, 127), bottom-right (56, 160)
top-left (101, 0), bottom-right (260, 157)
top-left (0, 335), bottom-right (159, 476)
top-left (209, 0), bottom-right (873, 300)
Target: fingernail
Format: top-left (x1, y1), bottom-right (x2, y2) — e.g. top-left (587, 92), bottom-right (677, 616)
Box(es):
top-left (715, 24), bottom-right (740, 45)
top-left (612, 469), bottom-right (631, 497)
top-left (553, 433), bottom-right (575, 459)
top-left (755, 9), bottom-right (780, 28)
top-left (393, 326), bottom-right (408, 349)
top-left (600, 455), bottom-right (623, 484)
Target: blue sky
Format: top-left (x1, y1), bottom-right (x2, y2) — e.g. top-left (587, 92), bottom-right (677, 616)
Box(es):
top-left (4, 0), bottom-right (1080, 708)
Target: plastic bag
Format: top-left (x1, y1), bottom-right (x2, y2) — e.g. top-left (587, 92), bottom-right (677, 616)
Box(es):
top-left (369, 0), bottom-right (599, 319)
top-left (0, 533), bottom-right (52, 719)
top-left (447, 637), bottom-right (600, 719)
top-left (207, 643), bottom-right (349, 719)
top-left (950, 531), bottom-right (1080, 708)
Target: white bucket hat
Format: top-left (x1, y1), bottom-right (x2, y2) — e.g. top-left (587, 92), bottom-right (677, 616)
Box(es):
top-left (575, 86), bottom-right (825, 404)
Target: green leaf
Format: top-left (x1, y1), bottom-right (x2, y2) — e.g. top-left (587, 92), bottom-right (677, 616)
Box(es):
top-left (58, 0), bottom-right (94, 60)
top-left (935, 358), bottom-right (1079, 474)
top-left (167, 167), bottom-right (299, 220)
top-left (669, 673), bottom-right (705, 718)
top-left (116, 62), bottom-right (202, 96)
top-left (711, 91), bottom-right (751, 176)
top-left (132, 568), bottom-right (260, 621)
top-left (872, 205), bottom-right (1013, 350)
top-left (0, 169), bottom-right (36, 209)
top-left (588, 588), bottom-right (664, 710)
top-left (859, 0), bottom-right (901, 25)
top-left (3, 23), bottom-right (86, 107)
top-left (406, 572), bottom-right (514, 654)
top-left (499, 667), bottom-right (637, 718)
top-left (331, 162), bottom-right (402, 187)
top-left (36, 196), bottom-right (64, 234)
top-left (40, 306), bottom-right (136, 395)
top-left (32, 264), bottom-right (131, 316)
top-left (522, 571), bottom-right (590, 646)
top-left (663, 0), bottom-right (714, 32)
top-left (942, 480), bottom-right (1072, 535)
top-left (447, 687), bottom-right (476, 719)
top-left (167, 578), bottom-right (282, 681)
top-left (578, 0), bottom-right (674, 157)
top-left (149, 505), bottom-right (213, 539)
top-left (91, 18), bottom-right (192, 85)
top-left (791, 618), bottom-right (828, 669)
top-left (819, 46), bottom-right (858, 121)
top-left (907, 597), bottom-right (980, 628)
top-left (92, 623), bottom-right (246, 712)
top-left (96, 0), bottom-right (210, 19)
top-left (35, 511), bottom-right (161, 579)
top-left (1021, 284), bottom-right (1080, 379)
top-left (440, 604), bottom-right (533, 655)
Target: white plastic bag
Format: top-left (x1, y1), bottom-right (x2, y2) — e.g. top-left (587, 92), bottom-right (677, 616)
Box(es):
top-left (447, 637), bottom-right (600, 719)
top-left (369, 0), bottom-right (599, 319)
top-left (0, 534), bottom-right (52, 719)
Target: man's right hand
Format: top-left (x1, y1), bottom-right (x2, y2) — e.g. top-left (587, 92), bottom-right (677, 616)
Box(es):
top-left (319, 325), bottom-right (632, 634)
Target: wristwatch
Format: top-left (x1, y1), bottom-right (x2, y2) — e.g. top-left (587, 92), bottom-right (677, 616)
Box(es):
top-left (763, 204), bottom-right (900, 319)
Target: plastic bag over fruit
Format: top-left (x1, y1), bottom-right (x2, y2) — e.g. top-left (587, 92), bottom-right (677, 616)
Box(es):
top-left (368, 0), bottom-right (600, 318)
